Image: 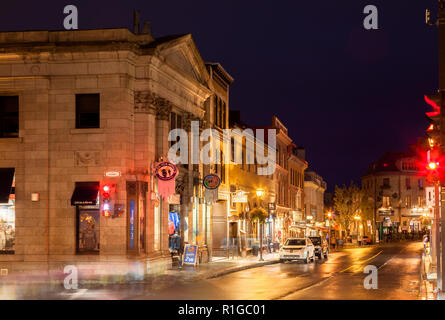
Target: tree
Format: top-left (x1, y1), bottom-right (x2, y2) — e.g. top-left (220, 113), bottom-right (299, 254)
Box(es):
top-left (334, 182), bottom-right (363, 236)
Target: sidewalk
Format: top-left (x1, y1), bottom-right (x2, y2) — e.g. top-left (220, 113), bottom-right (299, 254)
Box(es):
top-left (420, 251), bottom-right (437, 300)
top-left (165, 252), bottom-right (280, 281)
top-left (0, 252), bottom-right (280, 285)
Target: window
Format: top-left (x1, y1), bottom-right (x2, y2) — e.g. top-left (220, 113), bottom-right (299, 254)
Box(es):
top-left (76, 94), bottom-right (100, 129)
top-left (170, 111), bottom-right (182, 147)
top-left (406, 178), bottom-right (411, 189)
top-left (418, 179), bottom-right (423, 189)
top-left (383, 196), bottom-right (390, 207)
top-left (0, 96), bottom-right (19, 138)
top-left (406, 196), bottom-right (411, 208)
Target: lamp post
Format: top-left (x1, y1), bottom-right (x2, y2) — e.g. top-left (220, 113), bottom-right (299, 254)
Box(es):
top-left (256, 188), bottom-right (265, 261)
top-left (327, 211), bottom-right (332, 248)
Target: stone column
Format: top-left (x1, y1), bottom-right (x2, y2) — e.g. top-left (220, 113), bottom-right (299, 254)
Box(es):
top-left (155, 99), bottom-right (171, 256)
top-left (134, 91), bottom-right (157, 254)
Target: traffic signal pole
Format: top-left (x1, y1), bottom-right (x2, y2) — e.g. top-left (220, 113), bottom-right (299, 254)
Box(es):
top-left (434, 181), bottom-right (441, 289)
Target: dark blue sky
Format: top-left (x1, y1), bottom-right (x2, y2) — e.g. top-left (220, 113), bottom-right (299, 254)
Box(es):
top-left (0, 1), bottom-right (439, 190)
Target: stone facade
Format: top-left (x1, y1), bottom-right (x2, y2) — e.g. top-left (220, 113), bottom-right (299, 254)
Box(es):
top-left (362, 151), bottom-right (429, 238)
top-left (0, 28), bottom-right (231, 264)
top-left (304, 170), bottom-right (327, 228)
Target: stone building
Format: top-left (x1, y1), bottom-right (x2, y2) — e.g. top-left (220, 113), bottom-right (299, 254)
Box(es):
top-left (227, 111), bottom-right (276, 256)
top-left (362, 151), bottom-right (429, 240)
top-left (304, 170), bottom-right (327, 236)
top-left (287, 144), bottom-right (308, 238)
top-left (0, 27), bottom-right (231, 268)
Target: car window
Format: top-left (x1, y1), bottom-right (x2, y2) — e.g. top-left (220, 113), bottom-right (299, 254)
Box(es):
top-left (309, 237), bottom-right (321, 245)
top-left (286, 239), bottom-right (306, 246)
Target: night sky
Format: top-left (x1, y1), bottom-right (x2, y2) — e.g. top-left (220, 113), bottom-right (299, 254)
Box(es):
top-left (0, 1), bottom-right (440, 191)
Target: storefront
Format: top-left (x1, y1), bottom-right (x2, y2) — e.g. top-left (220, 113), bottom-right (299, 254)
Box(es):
top-left (0, 168), bottom-right (15, 254)
top-left (70, 182), bottom-right (100, 254)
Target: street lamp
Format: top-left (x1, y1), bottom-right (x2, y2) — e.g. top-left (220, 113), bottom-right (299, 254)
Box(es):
top-left (256, 189), bottom-right (264, 198)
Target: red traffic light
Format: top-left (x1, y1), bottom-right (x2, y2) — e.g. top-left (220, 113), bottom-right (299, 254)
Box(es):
top-left (427, 162), bottom-right (439, 170)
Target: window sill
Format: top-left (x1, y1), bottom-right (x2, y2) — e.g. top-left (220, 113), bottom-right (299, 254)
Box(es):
top-left (70, 128), bottom-right (104, 134)
top-left (0, 137), bottom-right (23, 143)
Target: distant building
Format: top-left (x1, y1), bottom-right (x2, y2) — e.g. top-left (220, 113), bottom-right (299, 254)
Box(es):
top-left (304, 170), bottom-right (327, 236)
top-left (361, 151), bottom-right (430, 241)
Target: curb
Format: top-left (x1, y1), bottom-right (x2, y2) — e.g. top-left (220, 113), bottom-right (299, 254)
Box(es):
top-left (206, 259), bottom-right (280, 279)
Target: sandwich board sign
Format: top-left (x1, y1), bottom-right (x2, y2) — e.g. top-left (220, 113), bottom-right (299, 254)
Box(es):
top-left (183, 244), bottom-right (198, 266)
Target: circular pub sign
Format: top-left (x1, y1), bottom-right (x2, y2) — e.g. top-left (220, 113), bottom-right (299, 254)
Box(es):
top-left (203, 174), bottom-right (221, 190)
top-left (155, 162), bottom-right (178, 181)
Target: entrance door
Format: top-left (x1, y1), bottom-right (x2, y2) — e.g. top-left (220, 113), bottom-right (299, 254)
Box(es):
top-left (77, 208), bottom-right (100, 253)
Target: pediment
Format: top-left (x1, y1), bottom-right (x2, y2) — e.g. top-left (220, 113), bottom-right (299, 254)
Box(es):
top-left (155, 34), bottom-right (209, 86)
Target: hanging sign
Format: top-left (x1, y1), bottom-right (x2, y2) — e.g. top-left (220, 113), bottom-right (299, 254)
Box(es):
top-left (203, 174), bottom-right (221, 204)
top-left (155, 162), bottom-right (178, 200)
top-left (232, 190), bottom-right (248, 203)
top-left (203, 174), bottom-right (221, 190)
top-left (183, 244), bottom-right (199, 266)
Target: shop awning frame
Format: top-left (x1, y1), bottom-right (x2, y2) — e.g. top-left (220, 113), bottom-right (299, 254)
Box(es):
top-left (71, 182), bottom-right (99, 206)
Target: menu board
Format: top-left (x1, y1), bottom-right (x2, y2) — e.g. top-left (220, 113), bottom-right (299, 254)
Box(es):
top-left (183, 244), bottom-right (198, 266)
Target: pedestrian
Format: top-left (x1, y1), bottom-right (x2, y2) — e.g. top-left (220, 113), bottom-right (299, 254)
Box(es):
top-left (330, 236), bottom-right (336, 250)
top-left (423, 234), bottom-right (430, 251)
top-left (267, 235), bottom-right (272, 253)
top-left (358, 234), bottom-right (362, 246)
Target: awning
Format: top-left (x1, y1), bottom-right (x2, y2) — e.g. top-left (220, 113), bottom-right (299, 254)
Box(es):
top-left (71, 182), bottom-right (99, 206)
top-left (0, 168), bottom-right (14, 204)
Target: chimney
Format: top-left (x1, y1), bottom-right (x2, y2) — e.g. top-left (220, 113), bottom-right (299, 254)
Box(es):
top-left (133, 10), bottom-right (140, 34)
top-left (142, 21), bottom-right (152, 36)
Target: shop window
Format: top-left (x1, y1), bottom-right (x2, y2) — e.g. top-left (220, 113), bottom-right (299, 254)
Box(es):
top-left (0, 168), bottom-right (15, 254)
top-left (0, 96), bottom-right (19, 138)
top-left (75, 94), bottom-right (100, 129)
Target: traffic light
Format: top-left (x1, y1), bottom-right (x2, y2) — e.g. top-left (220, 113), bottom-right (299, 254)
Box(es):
top-left (101, 183), bottom-right (116, 218)
top-left (425, 93), bottom-right (441, 147)
top-left (426, 149), bottom-right (442, 183)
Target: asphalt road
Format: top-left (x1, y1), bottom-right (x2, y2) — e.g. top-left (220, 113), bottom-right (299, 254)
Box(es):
top-left (0, 241), bottom-right (424, 300)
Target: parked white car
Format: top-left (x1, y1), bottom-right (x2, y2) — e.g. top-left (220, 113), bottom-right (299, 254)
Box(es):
top-left (279, 238), bottom-right (315, 263)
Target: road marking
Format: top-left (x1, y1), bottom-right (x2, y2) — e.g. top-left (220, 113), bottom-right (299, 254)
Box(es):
top-left (339, 250), bottom-right (383, 273)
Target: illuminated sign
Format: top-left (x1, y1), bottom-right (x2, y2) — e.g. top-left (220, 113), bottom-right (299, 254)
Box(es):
top-left (203, 174), bottom-right (221, 190)
top-left (105, 171), bottom-right (121, 177)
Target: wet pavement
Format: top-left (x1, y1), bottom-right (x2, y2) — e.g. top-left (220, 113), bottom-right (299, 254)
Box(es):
top-left (0, 241), bottom-right (426, 300)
